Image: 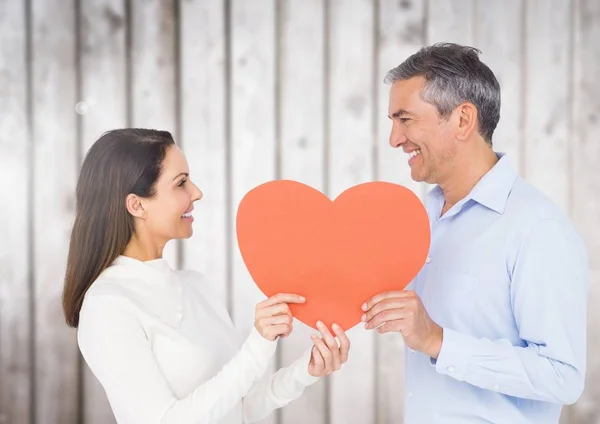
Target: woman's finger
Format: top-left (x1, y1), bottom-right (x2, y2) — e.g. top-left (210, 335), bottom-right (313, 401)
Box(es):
top-left (316, 321), bottom-right (341, 371)
top-left (257, 293), bottom-right (305, 308)
top-left (310, 343), bottom-right (324, 370)
top-left (332, 323), bottom-right (351, 363)
top-left (260, 314), bottom-right (293, 327)
top-left (264, 323), bottom-right (293, 340)
top-left (311, 333), bottom-right (333, 374)
top-left (256, 302), bottom-right (290, 319)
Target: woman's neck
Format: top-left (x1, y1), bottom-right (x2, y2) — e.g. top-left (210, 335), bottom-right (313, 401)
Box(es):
top-left (122, 232), bottom-right (165, 262)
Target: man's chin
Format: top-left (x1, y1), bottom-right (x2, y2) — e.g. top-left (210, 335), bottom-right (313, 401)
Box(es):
top-left (410, 169), bottom-right (426, 183)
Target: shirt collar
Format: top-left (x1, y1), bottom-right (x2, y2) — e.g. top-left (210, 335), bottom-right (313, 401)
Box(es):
top-left (426, 152), bottom-right (518, 215)
top-left (101, 255), bottom-right (184, 328)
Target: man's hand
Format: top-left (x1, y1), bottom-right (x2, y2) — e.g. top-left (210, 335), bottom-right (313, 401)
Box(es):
top-left (361, 290), bottom-right (443, 359)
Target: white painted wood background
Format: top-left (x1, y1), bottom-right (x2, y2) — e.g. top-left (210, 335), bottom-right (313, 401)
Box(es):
top-left (0, 0), bottom-right (598, 423)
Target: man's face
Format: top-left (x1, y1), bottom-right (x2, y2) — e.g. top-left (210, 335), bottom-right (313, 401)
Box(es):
top-left (387, 76), bottom-right (458, 184)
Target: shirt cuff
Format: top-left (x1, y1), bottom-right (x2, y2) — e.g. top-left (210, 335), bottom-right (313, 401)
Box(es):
top-left (290, 348), bottom-right (320, 386)
top-left (245, 326), bottom-right (278, 359)
top-left (431, 327), bottom-right (473, 381)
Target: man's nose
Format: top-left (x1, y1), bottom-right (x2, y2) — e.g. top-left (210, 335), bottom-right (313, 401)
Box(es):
top-left (389, 123), bottom-right (407, 148)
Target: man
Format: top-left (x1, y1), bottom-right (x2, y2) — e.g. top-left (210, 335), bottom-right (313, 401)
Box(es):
top-left (361, 43), bottom-right (588, 423)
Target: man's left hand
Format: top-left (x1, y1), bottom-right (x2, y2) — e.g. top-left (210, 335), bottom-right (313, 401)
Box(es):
top-left (361, 290), bottom-right (443, 359)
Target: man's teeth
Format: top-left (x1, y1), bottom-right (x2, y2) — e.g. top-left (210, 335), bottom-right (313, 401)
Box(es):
top-left (182, 212), bottom-right (193, 218)
top-left (409, 150), bottom-right (421, 158)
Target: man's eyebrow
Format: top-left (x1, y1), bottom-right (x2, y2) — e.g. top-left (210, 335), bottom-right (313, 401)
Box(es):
top-left (388, 108), bottom-right (415, 119)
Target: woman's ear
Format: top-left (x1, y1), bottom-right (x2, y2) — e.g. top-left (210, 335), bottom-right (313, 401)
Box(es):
top-left (125, 193), bottom-right (146, 219)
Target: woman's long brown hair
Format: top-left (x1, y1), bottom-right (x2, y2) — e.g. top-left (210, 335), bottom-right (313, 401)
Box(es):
top-left (62, 128), bottom-right (174, 328)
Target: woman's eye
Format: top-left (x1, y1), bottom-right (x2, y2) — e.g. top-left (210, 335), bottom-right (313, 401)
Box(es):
top-left (178, 179), bottom-right (187, 187)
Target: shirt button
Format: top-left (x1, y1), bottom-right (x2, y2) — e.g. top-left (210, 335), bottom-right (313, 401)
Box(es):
top-left (447, 366), bottom-right (454, 372)
top-left (425, 256), bottom-right (431, 263)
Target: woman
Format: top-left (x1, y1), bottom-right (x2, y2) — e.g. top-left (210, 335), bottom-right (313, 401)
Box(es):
top-left (62, 128), bottom-right (350, 424)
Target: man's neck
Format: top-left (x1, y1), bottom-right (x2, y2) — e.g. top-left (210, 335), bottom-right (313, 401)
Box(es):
top-left (439, 145), bottom-right (498, 212)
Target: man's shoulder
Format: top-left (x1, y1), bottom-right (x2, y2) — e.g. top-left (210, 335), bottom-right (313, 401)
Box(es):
top-left (506, 177), bottom-right (570, 223)
top-left (504, 177), bottom-right (585, 248)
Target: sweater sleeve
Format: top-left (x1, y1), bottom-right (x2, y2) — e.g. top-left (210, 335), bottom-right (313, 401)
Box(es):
top-left (241, 347), bottom-right (320, 423)
top-left (77, 294), bottom-right (278, 424)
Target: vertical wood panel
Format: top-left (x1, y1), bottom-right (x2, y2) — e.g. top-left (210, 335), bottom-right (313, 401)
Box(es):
top-left (474, 0), bottom-right (524, 170)
top-left (328, 1), bottom-right (376, 423)
top-left (131, 0), bottom-right (179, 268)
top-left (180, 0), bottom-right (228, 305)
top-left (230, 1), bottom-right (277, 423)
top-left (376, 1), bottom-right (426, 421)
top-left (79, 0), bottom-right (127, 423)
top-left (523, 0), bottom-right (571, 212)
top-left (424, 0), bottom-right (474, 197)
top-left (426, 0), bottom-right (474, 46)
top-left (524, 2), bottom-right (574, 423)
top-left (571, 1), bottom-right (600, 423)
top-left (0, 1), bottom-right (31, 423)
top-left (277, 1), bottom-right (327, 423)
top-left (31, 0), bottom-right (79, 422)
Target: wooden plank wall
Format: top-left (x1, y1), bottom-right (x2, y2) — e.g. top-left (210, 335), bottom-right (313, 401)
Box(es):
top-left (0, 1), bottom-right (598, 423)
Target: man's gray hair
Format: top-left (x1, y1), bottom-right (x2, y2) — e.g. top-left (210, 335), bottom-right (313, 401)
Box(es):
top-left (384, 43), bottom-right (501, 145)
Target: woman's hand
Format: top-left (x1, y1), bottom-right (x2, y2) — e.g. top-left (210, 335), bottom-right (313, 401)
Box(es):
top-left (308, 321), bottom-right (351, 377)
top-left (254, 293), bottom-right (306, 341)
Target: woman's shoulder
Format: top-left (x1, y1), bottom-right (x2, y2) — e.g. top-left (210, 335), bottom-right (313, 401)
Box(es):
top-left (80, 271), bottom-right (143, 320)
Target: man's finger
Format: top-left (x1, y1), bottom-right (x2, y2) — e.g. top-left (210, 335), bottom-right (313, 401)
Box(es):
top-left (361, 290), bottom-right (415, 312)
top-left (361, 298), bottom-right (407, 323)
top-left (377, 320), bottom-right (403, 334)
top-left (365, 309), bottom-right (406, 329)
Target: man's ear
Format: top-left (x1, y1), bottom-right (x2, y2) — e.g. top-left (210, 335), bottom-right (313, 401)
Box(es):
top-left (455, 102), bottom-right (478, 141)
top-left (125, 193), bottom-right (146, 219)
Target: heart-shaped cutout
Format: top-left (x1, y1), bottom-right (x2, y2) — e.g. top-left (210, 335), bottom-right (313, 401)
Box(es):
top-left (236, 180), bottom-right (430, 331)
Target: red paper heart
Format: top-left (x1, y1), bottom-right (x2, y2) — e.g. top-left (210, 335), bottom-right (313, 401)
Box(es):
top-left (236, 180), bottom-right (430, 331)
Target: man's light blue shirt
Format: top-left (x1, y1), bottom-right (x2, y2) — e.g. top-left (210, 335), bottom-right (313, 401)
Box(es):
top-left (404, 153), bottom-right (589, 423)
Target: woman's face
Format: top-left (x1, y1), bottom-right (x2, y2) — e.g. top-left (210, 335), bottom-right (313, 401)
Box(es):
top-left (138, 145), bottom-right (203, 244)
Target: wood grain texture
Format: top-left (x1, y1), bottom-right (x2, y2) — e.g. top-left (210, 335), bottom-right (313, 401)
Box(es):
top-left (0, 1), bottom-right (31, 423)
top-left (131, 0), bottom-right (179, 267)
top-left (474, 0), bottom-right (524, 171)
top-left (79, 0), bottom-right (127, 423)
top-left (0, 2), bottom-right (599, 423)
top-left (230, 1), bottom-right (278, 423)
top-left (179, 0), bottom-right (229, 306)
top-left (327, 1), bottom-right (376, 424)
top-left (426, 0), bottom-right (475, 46)
top-left (376, 1), bottom-right (427, 422)
top-left (523, 0), bottom-right (572, 212)
top-left (424, 0), bottom-right (474, 196)
top-left (277, 1), bottom-right (327, 423)
top-left (31, 0), bottom-right (79, 422)
top-left (570, 0), bottom-right (600, 422)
